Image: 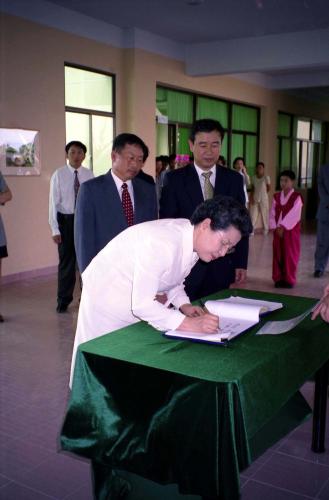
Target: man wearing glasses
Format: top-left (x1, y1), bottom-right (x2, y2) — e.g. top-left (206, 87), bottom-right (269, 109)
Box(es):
top-left (160, 118), bottom-right (249, 300)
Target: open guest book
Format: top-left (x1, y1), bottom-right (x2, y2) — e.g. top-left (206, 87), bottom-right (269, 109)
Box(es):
top-left (164, 296), bottom-right (283, 345)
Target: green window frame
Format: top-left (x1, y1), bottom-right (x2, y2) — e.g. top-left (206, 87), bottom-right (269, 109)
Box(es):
top-left (156, 85), bottom-right (260, 170)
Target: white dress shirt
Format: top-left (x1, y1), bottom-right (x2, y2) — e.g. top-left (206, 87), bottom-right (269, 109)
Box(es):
top-left (70, 218), bottom-right (199, 384)
top-left (110, 169), bottom-right (135, 209)
top-left (49, 164), bottom-right (94, 236)
top-left (194, 164), bottom-right (216, 199)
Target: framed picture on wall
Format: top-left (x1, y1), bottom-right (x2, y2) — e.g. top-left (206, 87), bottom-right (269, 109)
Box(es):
top-left (0, 128), bottom-right (41, 176)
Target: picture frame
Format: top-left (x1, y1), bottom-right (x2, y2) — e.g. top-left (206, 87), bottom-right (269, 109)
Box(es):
top-left (0, 127), bottom-right (41, 176)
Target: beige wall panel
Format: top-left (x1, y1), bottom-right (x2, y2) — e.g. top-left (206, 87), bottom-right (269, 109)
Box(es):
top-left (1, 13), bottom-right (329, 277)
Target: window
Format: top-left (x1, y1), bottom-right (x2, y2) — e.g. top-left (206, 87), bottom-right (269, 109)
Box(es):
top-left (156, 86), bottom-right (260, 174)
top-left (65, 65), bottom-right (115, 176)
top-left (277, 113), bottom-right (326, 189)
top-left (156, 87), bottom-right (193, 157)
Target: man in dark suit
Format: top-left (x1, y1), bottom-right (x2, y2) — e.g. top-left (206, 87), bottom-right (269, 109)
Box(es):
top-left (160, 118), bottom-right (249, 300)
top-left (314, 163), bottom-right (329, 277)
top-left (75, 133), bottom-right (158, 273)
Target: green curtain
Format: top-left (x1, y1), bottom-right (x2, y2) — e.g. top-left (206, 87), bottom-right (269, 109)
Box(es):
top-left (291, 140), bottom-right (299, 172)
top-left (156, 123), bottom-right (169, 155)
top-left (231, 133), bottom-right (244, 162)
top-left (221, 135), bottom-right (228, 161)
top-left (177, 126), bottom-right (190, 154)
top-left (196, 97), bottom-right (228, 128)
top-left (245, 135), bottom-right (257, 171)
top-left (278, 113), bottom-right (291, 137)
top-left (156, 87), bottom-right (193, 124)
top-left (232, 105), bottom-right (257, 133)
top-left (156, 87), bottom-right (168, 116)
top-left (281, 138), bottom-right (292, 169)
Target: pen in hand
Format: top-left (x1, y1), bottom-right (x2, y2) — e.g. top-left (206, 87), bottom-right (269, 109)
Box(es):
top-left (199, 300), bottom-right (221, 332)
top-left (199, 300), bottom-right (208, 313)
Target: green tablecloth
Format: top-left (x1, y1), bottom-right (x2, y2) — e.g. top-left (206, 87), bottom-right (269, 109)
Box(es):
top-left (61, 289), bottom-right (329, 499)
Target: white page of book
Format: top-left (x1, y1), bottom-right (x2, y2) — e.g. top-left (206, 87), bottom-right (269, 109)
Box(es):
top-left (164, 296), bottom-right (283, 343)
top-left (209, 296), bottom-right (283, 314)
top-left (165, 301), bottom-right (263, 343)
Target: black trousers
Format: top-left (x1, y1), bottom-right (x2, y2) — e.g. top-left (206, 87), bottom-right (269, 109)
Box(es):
top-left (185, 255), bottom-right (235, 301)
top-left (57, 212), bottom-right (76, 307)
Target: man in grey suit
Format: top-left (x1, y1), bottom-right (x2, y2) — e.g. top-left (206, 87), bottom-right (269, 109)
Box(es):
top-left (314, 163), bottom-right (329, 277)
top-left (75, 133), bottom-right (158, 273)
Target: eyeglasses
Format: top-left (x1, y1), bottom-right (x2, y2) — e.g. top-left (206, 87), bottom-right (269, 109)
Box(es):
top-left (218, 232), bottom-right (236, 255)
top-left (224, 246), bottom-right (235, 255)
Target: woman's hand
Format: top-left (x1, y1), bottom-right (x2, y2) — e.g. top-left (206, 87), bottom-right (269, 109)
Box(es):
top-left (178, 311), bottom-right (219, 333)
top-left (179, 303), bottom-right (204, 317)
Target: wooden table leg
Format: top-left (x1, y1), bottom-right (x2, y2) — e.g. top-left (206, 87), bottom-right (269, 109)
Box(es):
top-left (312, 359), bottom-right (329, 453)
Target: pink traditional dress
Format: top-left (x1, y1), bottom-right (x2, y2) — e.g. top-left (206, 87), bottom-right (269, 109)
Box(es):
top-left (269, 189), bottom-right (303, 285)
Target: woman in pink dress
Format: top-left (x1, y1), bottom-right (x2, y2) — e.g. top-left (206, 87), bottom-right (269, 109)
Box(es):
top-left (269, 170), bottom-right (303, 288)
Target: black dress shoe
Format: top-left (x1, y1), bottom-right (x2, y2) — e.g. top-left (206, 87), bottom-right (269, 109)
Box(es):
top-left (274, 280), bottom-right (284, 288)
top-left (314, 270), bottom-right (324, 278)
top-left (56, 304), bottom-right (68, 313)
top-left (280, 281), bottom-right (294, 288)
top-left (0, 314), bottom-right (4, 322)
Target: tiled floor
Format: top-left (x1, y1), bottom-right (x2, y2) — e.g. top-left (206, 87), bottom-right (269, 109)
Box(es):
top-left (0, 227), bottom-right (329, 500)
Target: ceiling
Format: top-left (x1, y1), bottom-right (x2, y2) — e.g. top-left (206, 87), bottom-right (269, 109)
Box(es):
top-left (44, 0), bottom-right (329, 44)
top-left (3, 0), bottom-right (329, 104)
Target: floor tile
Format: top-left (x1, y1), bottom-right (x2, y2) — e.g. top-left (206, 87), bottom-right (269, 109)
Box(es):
top-left (0, 438), bottom-right (54, 481)
top-left (16, 453), bottom-right (90, 499)
top-left (0, 226), bottom-right (328, 499)
top-left (241, 479), bottom-right (312, 499)
top-left (251, 452), bottom-right (329, 497)
top-left (0, 481), bottom-right (56, 499)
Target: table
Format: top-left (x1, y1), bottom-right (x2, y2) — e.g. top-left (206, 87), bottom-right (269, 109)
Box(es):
top-left (60, 289), bottom-right (329, 499)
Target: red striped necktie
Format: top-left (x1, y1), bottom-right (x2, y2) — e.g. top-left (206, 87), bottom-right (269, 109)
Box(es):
top-left (121, 182), bottom-right (134, 226)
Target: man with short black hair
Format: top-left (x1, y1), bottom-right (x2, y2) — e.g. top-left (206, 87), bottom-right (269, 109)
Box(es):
top-left (160, 118), bottom-right (249, 300)
top-left (314, 163), bottom-right (329, 278)
top-left (74, 133), bottom-right (158, 274)
top-left (49, 141), bottom-right (94, 313)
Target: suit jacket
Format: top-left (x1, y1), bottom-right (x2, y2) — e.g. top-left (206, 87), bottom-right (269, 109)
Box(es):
top-left (137, 169), bottom-right (155, 185)
top-left (159, 164), bottom-right (249, 299)
top-left (75, 172), bottom-right (158, 273)
top-left (316, 164), bottom-right (329, 223)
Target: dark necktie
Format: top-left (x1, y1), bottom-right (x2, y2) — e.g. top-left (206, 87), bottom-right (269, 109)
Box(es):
top-left (121, 183), bottom-right (134, 226)
top-left (74, 170), bottom-right (80, 207)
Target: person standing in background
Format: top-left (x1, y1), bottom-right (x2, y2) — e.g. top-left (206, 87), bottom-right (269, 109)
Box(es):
top-left (0, 171), bottom-right (12, 322)
top-left (269, 170), bottom-right (303, 288)
top-left (155, 156), bottom-right (166, 205)
top-left (249, 161), bottom-right (271, 234)
top-left (168, 153), bottom-right (177, 172)
top-left (74, 133), bottom-right (158, 274)
top-left (233, 157), bottom-right (250, 206)
top-left (218, 155), bottom-right (227, 167)
top-left (314, 163), bottom-right (329, 278)
top-left (49, 141), bottom-right (94, 313)
top-left (160, 118), bottom-right (248, 300)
